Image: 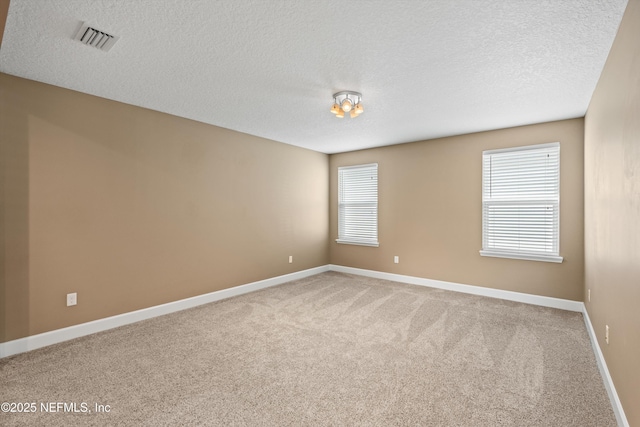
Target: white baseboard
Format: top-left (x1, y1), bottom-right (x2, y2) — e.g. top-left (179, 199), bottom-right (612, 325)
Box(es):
top-left (0, 265), bottom-right (329, 359)
top-left (0, 263), bottom-right (628, 424)
top-left (582, 307), bottom-right (629, 427)
top-left (0, 264), bottom-right (580, 359)
top-left (328, 264), bottom-right (583, 312)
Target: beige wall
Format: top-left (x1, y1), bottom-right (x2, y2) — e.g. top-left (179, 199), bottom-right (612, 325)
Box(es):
top-left (0, 0), bottom-right (10, 344)
top-left (330, 119), bottom-right (585, 301)
top-left (584, 0), bottom-right (640, 424)
top-left (0, 73), bottom-right (329, 340)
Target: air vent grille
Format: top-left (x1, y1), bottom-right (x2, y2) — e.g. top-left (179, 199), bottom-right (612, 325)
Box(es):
top-left (74, 23), bottom-right (119, 51)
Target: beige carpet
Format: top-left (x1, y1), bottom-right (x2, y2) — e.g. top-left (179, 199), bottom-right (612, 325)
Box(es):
top-left (0, 272), bottom-right (616, 426)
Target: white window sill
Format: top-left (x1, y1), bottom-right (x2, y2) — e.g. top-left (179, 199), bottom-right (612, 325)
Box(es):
top-left (336, 239), bottom-right (379, 247)
top-left (480, 250), bottom-right (563, 263)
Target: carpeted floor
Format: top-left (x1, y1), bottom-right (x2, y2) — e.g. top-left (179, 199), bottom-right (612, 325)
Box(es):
top-left (0, 272), bottom-right (616, 426)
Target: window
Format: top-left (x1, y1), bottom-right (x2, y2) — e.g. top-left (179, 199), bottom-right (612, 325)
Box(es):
top-left (481, 142), bottom-right (562, 263)
top-left (337, 163), bottom-right (379, 247)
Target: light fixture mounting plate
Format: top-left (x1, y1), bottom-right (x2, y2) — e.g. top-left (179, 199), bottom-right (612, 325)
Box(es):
top-left (333, 91), bottom-right (362, 103)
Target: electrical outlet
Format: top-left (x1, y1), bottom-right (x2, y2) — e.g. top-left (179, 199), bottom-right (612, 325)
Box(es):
top-left (394, 256), bottom-right (399, 264)
top-left (66, 292), bottom-right (77, 307)
top-left (288, 255), bottom-right (293, 264)
top-left (588, 289), bottom-right (591, 302)
top-left (605, 325), bottom-right (609, 344)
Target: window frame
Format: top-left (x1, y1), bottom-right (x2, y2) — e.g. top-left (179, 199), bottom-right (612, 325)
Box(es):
top-left (480, 142), bottom-right (563, 263)
top-left (336, 163), bottom-right (379, 247)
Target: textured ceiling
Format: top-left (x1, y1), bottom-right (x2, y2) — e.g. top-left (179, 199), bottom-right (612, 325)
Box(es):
top-left (0, 0), bottom-right (628, 153)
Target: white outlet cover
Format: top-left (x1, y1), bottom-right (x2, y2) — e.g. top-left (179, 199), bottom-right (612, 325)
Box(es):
top-left (66, 293), bottom-right (77, 307)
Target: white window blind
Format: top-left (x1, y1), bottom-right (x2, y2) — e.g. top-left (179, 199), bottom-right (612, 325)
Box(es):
top-left (337, 163), bottom-right (379, 247)
top-left (481, 142), bottom-right (562, 263)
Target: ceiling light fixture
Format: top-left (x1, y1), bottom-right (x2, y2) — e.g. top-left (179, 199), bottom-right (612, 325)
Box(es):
top-left (331, 91), bottom-right (363, 119)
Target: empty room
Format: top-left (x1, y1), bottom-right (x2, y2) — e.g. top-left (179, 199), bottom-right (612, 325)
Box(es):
top-left (1, 0), bottom-right (638, 426)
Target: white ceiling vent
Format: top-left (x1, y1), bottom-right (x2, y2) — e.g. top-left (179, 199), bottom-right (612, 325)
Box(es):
top-left (74, 23), bottom-right (119, 52)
